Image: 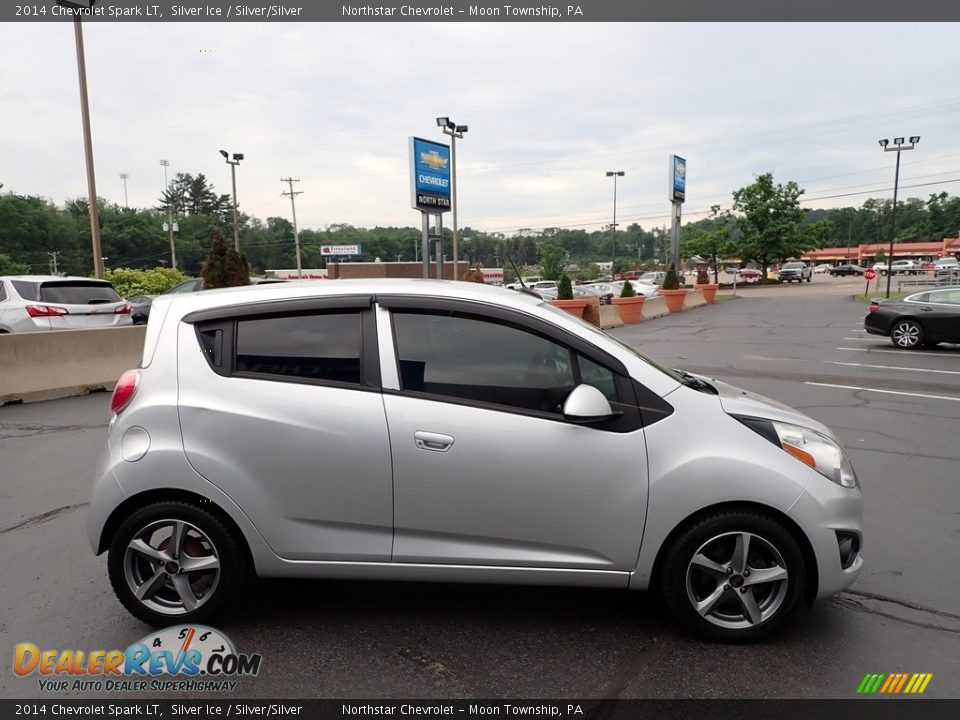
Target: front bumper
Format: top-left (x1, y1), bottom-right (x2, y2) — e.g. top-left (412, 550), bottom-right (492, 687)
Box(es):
top-left (789, 475), bottom-right (864, 598)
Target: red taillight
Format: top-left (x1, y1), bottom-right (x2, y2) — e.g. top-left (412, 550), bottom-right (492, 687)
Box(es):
top-left (111, 369), bottom-right (141, 414)
top-left (869, 302), bottom-right (880, 314)
top-left (26, 304), bottom-right (68, 318)
top-left (114, 302), bottom-right (131, 315)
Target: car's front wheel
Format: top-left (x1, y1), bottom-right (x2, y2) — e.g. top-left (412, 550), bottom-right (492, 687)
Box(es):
top-left (107, 501), bottom-right (246, 626)
top-left (660, 510), bottom-right (806, 642)
top-left (891, 320), bottom-right (924, 349)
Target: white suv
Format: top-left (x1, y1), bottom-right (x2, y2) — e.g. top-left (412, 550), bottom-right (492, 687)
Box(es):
top-left (885, 260), bottom-right (918, 276)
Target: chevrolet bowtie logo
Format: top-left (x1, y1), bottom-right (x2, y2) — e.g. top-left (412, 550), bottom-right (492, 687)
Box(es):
top-left (420, 151), bottom-right (448, 171)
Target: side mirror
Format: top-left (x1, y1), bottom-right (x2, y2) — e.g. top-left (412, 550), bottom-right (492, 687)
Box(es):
top-left (563, 384), bottom-right (615, 423)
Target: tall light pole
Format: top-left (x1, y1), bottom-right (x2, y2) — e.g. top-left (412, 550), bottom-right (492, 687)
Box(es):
top-left (606, 171), bottom-right (624, 278)
top-left (220, 150), bottom-right (244, 253)
top-left (58, 0), bottom-right (103, 278)
top-left (437, 117), bottom-right (467, 275)
top-left (159, 160), bottom-right (177, 269)
top-left (878, 136), bottom-right (919, 298)
top-left (119, 173), bottom-right (129, 209)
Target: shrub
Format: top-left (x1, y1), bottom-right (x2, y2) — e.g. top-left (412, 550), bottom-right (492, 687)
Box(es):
top-left (104, 267), bottom-right (187, 297)
top-left (619, 279), bottom-right (636, 298)
top-left (663, 264), bottom-right (681, 290)
top-left (557, 274), bottom-right (574, 300)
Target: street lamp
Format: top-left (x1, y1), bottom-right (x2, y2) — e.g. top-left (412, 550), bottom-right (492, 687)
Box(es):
top-left (57, 0), bottom-right (103, 278)
top-left (220, 150), bottom-right (244, 252)
top-left (119, 173), bottom-right (129, 209)
top-left (878, 135), bottom-right (919, 298)
top-left (437, 117), bottom-right (467, 275)
top-left (606, 171), bottom-right (625, 278)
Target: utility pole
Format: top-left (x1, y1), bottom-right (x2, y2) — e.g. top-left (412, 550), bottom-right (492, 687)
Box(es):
top-left (281, 177), bottom-right (303, 279)
top-left (119, 173), bottom-right (129, 209)
top-left (47, 251), bottom-right (60, 275)
top-left (160, 160), bottom-right (177, 269)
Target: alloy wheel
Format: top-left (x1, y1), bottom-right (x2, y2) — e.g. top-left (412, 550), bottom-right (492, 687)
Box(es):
top-left (123, 518), bottom-right (221, 616)
top-left (891, 321), bottom-right (922, 349)
top-left (685, 531), bottom-right (789, 630)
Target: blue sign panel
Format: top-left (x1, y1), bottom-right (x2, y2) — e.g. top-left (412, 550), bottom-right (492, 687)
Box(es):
top-left (410, 137), bottom-right (451, 212)
top-left (671, 154), bottom-right (686, 203)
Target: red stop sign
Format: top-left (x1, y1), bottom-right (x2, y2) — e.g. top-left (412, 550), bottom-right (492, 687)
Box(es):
top-left (864, 269), bottom-right (876, 280)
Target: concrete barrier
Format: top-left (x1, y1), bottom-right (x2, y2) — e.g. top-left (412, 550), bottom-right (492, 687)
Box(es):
top-left (0, 326), bottom-right (146, 405)
top-left (640, 295), bottom-right (669, 320)
top-left (598, 305), bottom-right (624, 329)
top-left (683, 289), bottom-right (707, 310)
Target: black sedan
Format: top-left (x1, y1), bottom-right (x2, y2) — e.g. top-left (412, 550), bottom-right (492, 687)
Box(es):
top-left (829, 264), bottom-right (865, 277)
top-left (864, 287), bottom-right (960, 349)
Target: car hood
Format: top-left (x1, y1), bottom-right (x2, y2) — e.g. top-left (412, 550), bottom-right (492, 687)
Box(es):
top-left (686, 372), bottom-right (836, 440)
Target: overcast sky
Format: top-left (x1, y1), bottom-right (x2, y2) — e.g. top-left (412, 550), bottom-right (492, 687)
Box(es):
top-left (2, 22), bottom-right (958, 235)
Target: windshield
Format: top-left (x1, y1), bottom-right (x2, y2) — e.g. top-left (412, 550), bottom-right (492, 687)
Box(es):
top-left (782, 263), bottom-right (803, 269)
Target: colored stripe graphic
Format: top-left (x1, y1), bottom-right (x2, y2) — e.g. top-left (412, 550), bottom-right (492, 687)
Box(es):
top-left (857, 672), bottom-right (933, 694)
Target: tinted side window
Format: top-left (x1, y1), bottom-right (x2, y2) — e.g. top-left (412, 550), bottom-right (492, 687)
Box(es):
top-left (392, 311), bottom-right (576, 414)
top-left (0, 283), bottom-right (6, 302)
top-left (579, 354), bottom-right (618, 402)
top-left (39, 281), bottom-right (121, 304)
top-left (11, 281), bottom-right (38, 301)
top-left (234, 312), bottom-right (361, 384)
top-left (929, 290), bottom-right (960, 305)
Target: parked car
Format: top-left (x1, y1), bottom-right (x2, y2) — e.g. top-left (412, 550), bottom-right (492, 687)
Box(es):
top-left (865, 286), bottom-right (960, 349)
top-left (829, 264), bottom-right (865, 277)
top-left (813, 264), bottom-right (832, 274)
top-left (89, 279), bottom-right (863, 642)
top-left (777, 262), bottom-right (812, 283)
top-left (0, 275), bottom-right (131, 333)
top-left (872, 262), bottom-right (889, 274)
top-left (127, 295), bottom-right (156, 325)
top-left (572, 284), bottom-right (615, 304)
top-left (886, 260), bottom-right (919, 276)
top-left (734, 268), bottom-right (762, 280)
top-left (934, 257), bottom-right (959, 278)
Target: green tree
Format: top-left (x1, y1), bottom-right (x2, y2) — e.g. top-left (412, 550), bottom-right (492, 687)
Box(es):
top-left (202, 229), bottom-right (230, 288)
top-left (682, 205), bottom-right (735, 283)
top-left (0, 253), bottom-right (30, 274)
top-left (539, 241), bottom-right (565, 281)
top-left (222, 249), bottom-right (250, 287)
top-left (662, 264), bottom-right (681, 290)
top-left (619, 278), bottom-right (636, 297)
top-left (557, 274), bottom-right (573, 300)
top-left (731, 173), bottom-right (810, 279)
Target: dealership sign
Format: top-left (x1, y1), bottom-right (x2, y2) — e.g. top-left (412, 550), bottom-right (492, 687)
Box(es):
top-left (410, 137), bottom-right (451, 212)
top-left (670, 154), bottom-right (686, 203)
top-left (320, 245), bottom-right (361, 256)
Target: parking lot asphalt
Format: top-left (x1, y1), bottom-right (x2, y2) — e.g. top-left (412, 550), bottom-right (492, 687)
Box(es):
top-left (2, 274), bottom-right (958, 700)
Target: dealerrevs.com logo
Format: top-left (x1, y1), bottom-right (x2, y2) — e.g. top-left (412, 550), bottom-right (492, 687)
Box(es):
top-left (14, 625), bottom-right (262, 693)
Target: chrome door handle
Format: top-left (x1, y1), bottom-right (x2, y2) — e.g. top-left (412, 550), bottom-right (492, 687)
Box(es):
top-left (414, 431), bottom-right (454, 452)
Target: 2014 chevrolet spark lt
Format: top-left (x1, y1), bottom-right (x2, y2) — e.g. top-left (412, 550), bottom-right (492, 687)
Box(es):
top-left (88, 280), bottom-right (863, 642)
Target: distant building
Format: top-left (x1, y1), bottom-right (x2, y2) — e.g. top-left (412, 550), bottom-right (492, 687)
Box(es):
top-left (802, 237), bottom-right (959, 265)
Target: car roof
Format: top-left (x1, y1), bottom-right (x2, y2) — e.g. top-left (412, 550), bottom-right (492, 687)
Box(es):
top-left (153, 278), bottom-right (545, 321)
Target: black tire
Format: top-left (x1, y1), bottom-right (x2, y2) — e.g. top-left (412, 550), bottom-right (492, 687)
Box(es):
top-left (107, 501), bottom-right (247, 626)
top-left (890, 319), bottom-right (924, 350)
top-left (660, 510), bottom-right (806, 642)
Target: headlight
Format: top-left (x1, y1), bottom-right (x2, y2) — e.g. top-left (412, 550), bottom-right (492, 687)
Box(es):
top-left (771, 421), bottom-right (858, 488)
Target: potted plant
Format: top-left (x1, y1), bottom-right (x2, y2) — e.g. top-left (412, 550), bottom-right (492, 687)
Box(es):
top-left (611, 278), bottom-right (646, 323)
top-left (694, 264), bottom-right (720, 304)
top-left (658, 264), bottom-right (687, 313)
top-left (548, 274), bottom-right (589, 319)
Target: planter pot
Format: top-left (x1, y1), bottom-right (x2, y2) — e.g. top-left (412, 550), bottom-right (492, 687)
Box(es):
top-left (549, 299), bottom-right (589, 319)
top-left (695, 283), bottom-right (720, 304)
top-left (611, 295), bottom-right (646, 323)
top-left (658, 288), bottom-right (688, 313)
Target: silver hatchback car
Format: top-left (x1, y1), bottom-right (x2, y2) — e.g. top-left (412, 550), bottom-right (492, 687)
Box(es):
top-left (88, 280), bottom-right (863, 641)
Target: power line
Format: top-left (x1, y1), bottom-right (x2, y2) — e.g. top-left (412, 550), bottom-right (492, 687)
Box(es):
top-left (280, 177), bottom-right (304, 279)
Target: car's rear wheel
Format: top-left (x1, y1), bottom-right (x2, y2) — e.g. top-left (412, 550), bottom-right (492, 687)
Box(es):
top-left (660, 510), bottom-right (806, 642)
top-left (891, 320), bottom-right (924, 349)
top-left (107, 501), bottom-right (246, 626)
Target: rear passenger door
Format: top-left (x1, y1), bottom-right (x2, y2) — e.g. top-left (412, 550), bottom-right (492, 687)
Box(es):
top-left (177, 296), bottom-right (394, 562)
